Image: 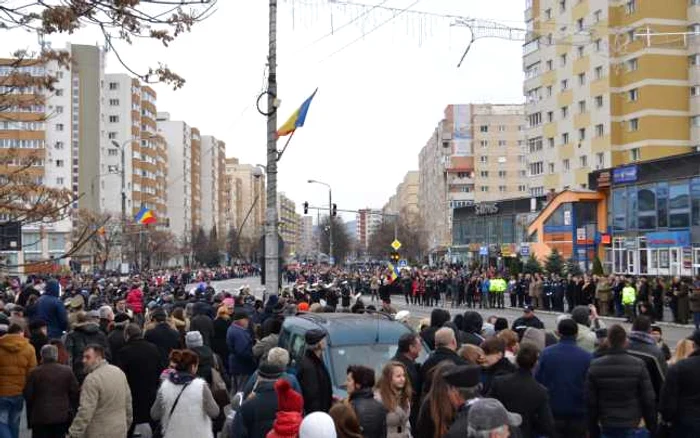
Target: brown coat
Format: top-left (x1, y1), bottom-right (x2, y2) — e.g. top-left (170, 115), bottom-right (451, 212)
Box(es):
top-left (0, 333), bottom-right (37, 396)
top-left (68, 361), bottom-right (133, 438)
top-left (24, 361), bottom-right (80, 426)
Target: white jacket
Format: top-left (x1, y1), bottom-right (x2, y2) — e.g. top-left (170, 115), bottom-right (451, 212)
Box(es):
top-left (151, 377), bottom-right (218, 438)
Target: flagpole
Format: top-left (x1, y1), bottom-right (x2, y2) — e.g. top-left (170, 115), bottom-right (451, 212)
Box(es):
top-left (276, 131), bottom-right (295, 161)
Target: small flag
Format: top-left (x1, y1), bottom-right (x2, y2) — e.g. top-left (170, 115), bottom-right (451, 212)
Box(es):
top-left (387, 263), bottom-right (399, 283)
top-left (134, 206), bottom-right (157, 225)
top-left (276, 88), bottom-right (318, 138)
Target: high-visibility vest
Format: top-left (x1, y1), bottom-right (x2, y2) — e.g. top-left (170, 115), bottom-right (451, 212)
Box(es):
top-left (622, 286), bottom-right (636, 305)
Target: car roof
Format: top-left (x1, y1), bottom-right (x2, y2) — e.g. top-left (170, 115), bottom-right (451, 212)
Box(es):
top-left (283, 312), bottom-right (412, 346)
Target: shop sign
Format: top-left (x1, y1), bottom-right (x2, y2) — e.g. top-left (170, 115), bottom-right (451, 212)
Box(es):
top-left (613, 165), bottom-right (638, 184)
top-left (520, 245), bottom-right (530, 256)
top-left (624, 238), bottom-right (637, 249)
top-left (600, 234), bottom-right (612, 245)
top-left (683, 247), bottom-right (693, 270)
top-left (479, 246), bottom-right (488, 256)
top-left (646, 231), bottom-right (691, 248)
top-left (501, 244), bottom-right (513, 257)
top-left (597, 171), bottom-right (611, 188)
top-left (576, 227), bottom-right (587, 243)
top-left (475, 203), bottom-right (499, 215)
top-left (564, 210), bottom-right (571, 226)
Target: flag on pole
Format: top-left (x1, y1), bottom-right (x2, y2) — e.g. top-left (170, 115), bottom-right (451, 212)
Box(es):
top-left (134, 206), bottom-right (157, 225)
top-left (387, 262), bottom-right (399, 283)
top-left (276, 88), bottom-right (318, 138)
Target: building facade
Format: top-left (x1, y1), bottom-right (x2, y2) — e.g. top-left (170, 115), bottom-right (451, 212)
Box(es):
top-left (200, 135), bottom-right (226, 233)
top-left (191, 128), bottom-right (202, 232)
top-left (356, 209), bottom-right (383, 253)
top-left (523, 0), bottom-right (695, 197)
top-left (225, 161), bottom-right (265, 240)
top-left (299, 215), bottom-right (315, 260)
top-left (278, 193), bottom-right (300, 258)
top-left (157, 112), bottom-right (192, 248)
top-left (383, 170), bottom-right (420, 227)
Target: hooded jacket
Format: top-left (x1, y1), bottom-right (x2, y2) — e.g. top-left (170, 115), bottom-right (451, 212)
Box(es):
top-left (0, 333), bottom-right (37, 396)
top-left (34, 280), bottom-right (69, 338)
top-left (420, 309), bottom-right (451, 350)
top-left (462, 311), bottom-right (485, 346)
top-left (266, 411), bottom-right (303, 438)
top-left (65, 322), bottom-right (111, 383)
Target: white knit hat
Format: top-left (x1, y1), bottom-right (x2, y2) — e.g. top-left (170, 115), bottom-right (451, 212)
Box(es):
top-left (299, 412), bottom-right (337, 438)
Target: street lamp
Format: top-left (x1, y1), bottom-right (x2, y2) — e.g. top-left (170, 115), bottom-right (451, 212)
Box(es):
top-left (232, 165), bottom-right (265, 261)
top-left (308, 179), bottom-right (333, 264)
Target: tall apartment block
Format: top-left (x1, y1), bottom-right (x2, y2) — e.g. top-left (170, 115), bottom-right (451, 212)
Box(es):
top-left (382, 170), bottom-right (420, 227)
top-left (523, 0), bottom-right (695, 195)
top-left (191, 128), bottom-right (202, 232)
top-left (225, 161), bottom-right (266, 240)
top-left (419, 104), bottom-right (525, 257)
top-left (356, 209), bottom-right (383, 253)
top-left (0, 44), bottom-right (105, 268)
top-left (157, 112), bottom-right (192, 245)
top-left (278, 192), bottom-right (300, 257)
top-left (104, 74), bottom-right (168, 222)
top-left (200, 135), bottom-right (227, 232)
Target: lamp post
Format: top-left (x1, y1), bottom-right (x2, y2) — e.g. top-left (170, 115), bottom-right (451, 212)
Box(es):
top-left (308, 179), bottom-right (333, 264)
top-left (233, 165), bottom-right (265, 261)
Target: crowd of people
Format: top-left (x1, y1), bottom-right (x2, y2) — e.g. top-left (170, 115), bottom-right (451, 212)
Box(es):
top-left (0, 265), bottom-right (699, 438)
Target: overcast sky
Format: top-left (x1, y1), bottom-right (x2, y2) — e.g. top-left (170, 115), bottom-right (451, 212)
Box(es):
top-left (7, 0), bottom-right (524, 220)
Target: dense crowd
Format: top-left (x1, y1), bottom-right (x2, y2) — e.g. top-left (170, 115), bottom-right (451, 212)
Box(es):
top-left (0, 266), bottom-right (699, 438)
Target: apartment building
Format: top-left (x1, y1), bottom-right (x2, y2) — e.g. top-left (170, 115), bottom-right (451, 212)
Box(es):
top-left (523, 0), bottom-right (695, 196)
top-left (278, 192), bottom-right (300, 257)
top-left (191, 127), bottom-right (202, 232)
top-left (356, 209), bottom-right (383, 253)
top-left (384, 170), bottom-right (421, 226)
top-left (298, 215), bottom-right (315, 258)
top-left (157, 112), bottom-right (192, 245)
top-left (0, 44), bottom-right (105, 269)
top-left (225, 161), bottom-right (266, 240)
top-left (200, 135), bottom-right (226, 232)
top-left (104, 74), bottom-right (168, 222)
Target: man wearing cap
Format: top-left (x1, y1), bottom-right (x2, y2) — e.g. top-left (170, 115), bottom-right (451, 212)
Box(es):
top-left (144, 308), bottom-right (180, 369)
top-left (232, 359), bottom-right (285, 438)
top-left (659, 329), bottom-right (700, 437)
top-left (465, 398), bottom-right (522, 438)
top-left (442, 365), bottom-right (483, 438)
top-left (297, 329), bottom-right (333, 414)
top-left (511, 306), bottom-right (545, 333)
top-left (227, 308), bottom-right (256, 394)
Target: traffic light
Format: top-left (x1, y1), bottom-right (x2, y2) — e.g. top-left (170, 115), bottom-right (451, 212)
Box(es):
top-left (332, 203), bottom-right (337, 217)
top-left (390, 251), bottom-right (400, 263)
top-left (303, 201), bottom-right (308, 214)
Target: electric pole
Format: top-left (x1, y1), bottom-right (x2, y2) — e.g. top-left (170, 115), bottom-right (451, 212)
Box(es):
top-left (265, 0), bottom-right (280, 295)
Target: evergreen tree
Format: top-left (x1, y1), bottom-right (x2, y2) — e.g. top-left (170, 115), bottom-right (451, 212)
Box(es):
top-left (566, 257), bottom-right (584, 276)
top-left (545, 248), bottom-right (565, 276)
top-left (523, 254), bottom-right (542, 274)
top-left (193, 227), bottom-right (208, 266)
top-left (207, 225), bottom-right (221, 267)
top-left (591, 255), bottom-right (605, 276)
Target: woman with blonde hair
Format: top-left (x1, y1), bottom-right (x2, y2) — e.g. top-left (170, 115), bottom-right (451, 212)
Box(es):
top-left (670, 338), bottom-right (695, 365)
top-left (375, 361), bottom-right (413, 438)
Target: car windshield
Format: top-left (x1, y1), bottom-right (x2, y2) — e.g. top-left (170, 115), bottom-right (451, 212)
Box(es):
top-left (329, 344), bottom-right (428, 390)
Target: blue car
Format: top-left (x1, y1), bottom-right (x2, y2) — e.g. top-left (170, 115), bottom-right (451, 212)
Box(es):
top-left (279, 312), bottom-right (430, 398)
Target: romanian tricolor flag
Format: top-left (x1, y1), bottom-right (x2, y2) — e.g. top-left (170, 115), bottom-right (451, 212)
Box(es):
top-left (134, 206), bottom-right (156, 225)
top-left (276, 88), bottom-right (318, 138)
top-left (387, 263), bottom-right (399, 283)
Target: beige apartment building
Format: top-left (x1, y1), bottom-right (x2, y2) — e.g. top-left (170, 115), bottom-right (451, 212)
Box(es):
top-left (383, 170), bottom-right (420, 227)
top-left (523, 0), bottom-right (697, 195)
top-left (191, 127), bottom-right (202, 232)
top-left (278, 192), bottom-right (300, 257)
top-left (418, 104), bottom-right (526, 257)
top-left (225, 160), bottom-right (266, 241)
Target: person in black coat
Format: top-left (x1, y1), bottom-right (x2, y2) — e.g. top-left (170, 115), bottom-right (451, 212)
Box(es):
top-left (659, 330), bottom-right (700, 437)
top-left (231, 363), bottom-right (281, 438)
top-left (421, 309), bottom-right (451, 350)
top-left (462, 311), bottom-right (485, 346)
top-left (117, 323), bottom-right (162, 438)
top-left (420, 327), bottom-right (467, 397)
top-left (107, 313), bottom-right (130, 365)
top-left (586, 325), bottom-right (656, 438)
top-left (144, 308), bottom-right (181, 369)
top-left (481, 337), bottom-right (517, 395)
top-left (487, 344), bottom-right (555, 438)
top-left (297, 329), bottom-right (333, 414)
top-left (190, 302), bottom-right (215, 347)
top-left (392, 333), bottom-right (423, 430)
top-left (346, 365), bottom-right (387, 438)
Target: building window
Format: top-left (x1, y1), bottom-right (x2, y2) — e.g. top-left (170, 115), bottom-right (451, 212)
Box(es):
top-left (108, 132), bottom-right (117, 139)
top-left (480, 156), bottom-right (488, 163)
top-left (578, 100), bottom-right (587, 113)
top-left (563, 159), bottom-right (570, 171)
top-left (562, 132), bottom-right (569, 144)
top-left (548, 162), bottom-right (555, 173)
top-left (108, 149), bottom-right (118, 157)
top-left (595, 95), bottom-right (604, 108)
top-left (576, 46), bottom-right (584, 58)
top-left (528, 112), bottom-right (542, 127)
top-left (628, 58), bottom-right (639, 70)
top-left (109, 82), bottom-right (119, 90)
top-left (480, 140), bottom-right (488, 148)
top-left (561, 106), bottom-right (569, 118)
top-left (544, 8), bottom-right (551, 19)
top-left (576, 18), bottom-right (584, 32)
top-left (559, 0), bottom-right (566, 13)
top-left (629, 88), bottom-right (639, 101)
top-left (578, 72), bottom-right (586, 85)
top-left (578, 128), bottom-right (586, 141)
top-left (528, 136), bottom-right (543, 152)
top-left (669, 183), bottom-right (690, 228)
top-left (594, 66), bottom-right (603, 80)
top-left (548, 137), bottom-right (555, 148)
top-left (546, 60), bottom-right (553, 71)
top-left (631, 148), bottom-right (641, 161)
top-left (498, 125), bottom-right (506, 132)
top-left (55, 89), bottom-right (64, 97)
top-left (561, 79), bottom-right (568, 91)
top-left (55, 106), bottom-right (63, 114)
top-left (547, 111), bottom-right (554, 122)
top-left (480, 170), bottom-right (489, 177)
top-left (499, 185), bottom-right (507, 193)
top-left (629, 118), bottom-right (639, 131)
top-left (595, 39), bottom-right (602, 51)
top-left (480, 186), bottom-right (489, 192)
top-left (560, 53), bottom-right (567, 67)
top-left (480, 125), bottom-right (488, 133)
top-left (519, 185), bottom-right (526, 192)
top-left (594, 10), bottom-right (602, 22)
top-left (55, 123), bottom-right (64, 131)
top-left (498, 140), bottom-right (507, 147)
top-left (496, 170), bottom-right (506, 179)
top-left (546, 86), bottom-right (552, 97)
top-left (626, 0), bottom-right (636, 14)
top-left (55, 159), bottom-right (64, 167)
top-left (109, 98), bottom-right (119, 106)
top-left (109, 115), bottom-right (119, 123)
top-left (595, 124), bottom-right (604, 137)
top-left (692, 85), bottom-right (700, 97)
top-left (693, 116), bottom-right (700, 127)
top-left (529, 161), bottom-right (544, 176)
top-left (55, 141), bottom-right (64, 149)
top-left (579, 155), bottom-right (588, 167)
top-left (56, 177), bottom-right (64, 185)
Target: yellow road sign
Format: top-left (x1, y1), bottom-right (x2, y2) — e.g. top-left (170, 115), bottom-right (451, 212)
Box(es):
top-left (391, 239), bottom-right (402, 251)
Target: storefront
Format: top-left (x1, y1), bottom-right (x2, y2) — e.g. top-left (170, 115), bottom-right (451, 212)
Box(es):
top-left (589, 152), bottom-right (700, 277)
top-left (452, 196), bottom-right (547, 266)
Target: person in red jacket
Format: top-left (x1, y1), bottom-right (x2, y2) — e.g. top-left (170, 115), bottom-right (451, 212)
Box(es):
top-left (125, 284), bottom-right (144, 326)
top-left (267, 378), bottom-right (304, 438)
